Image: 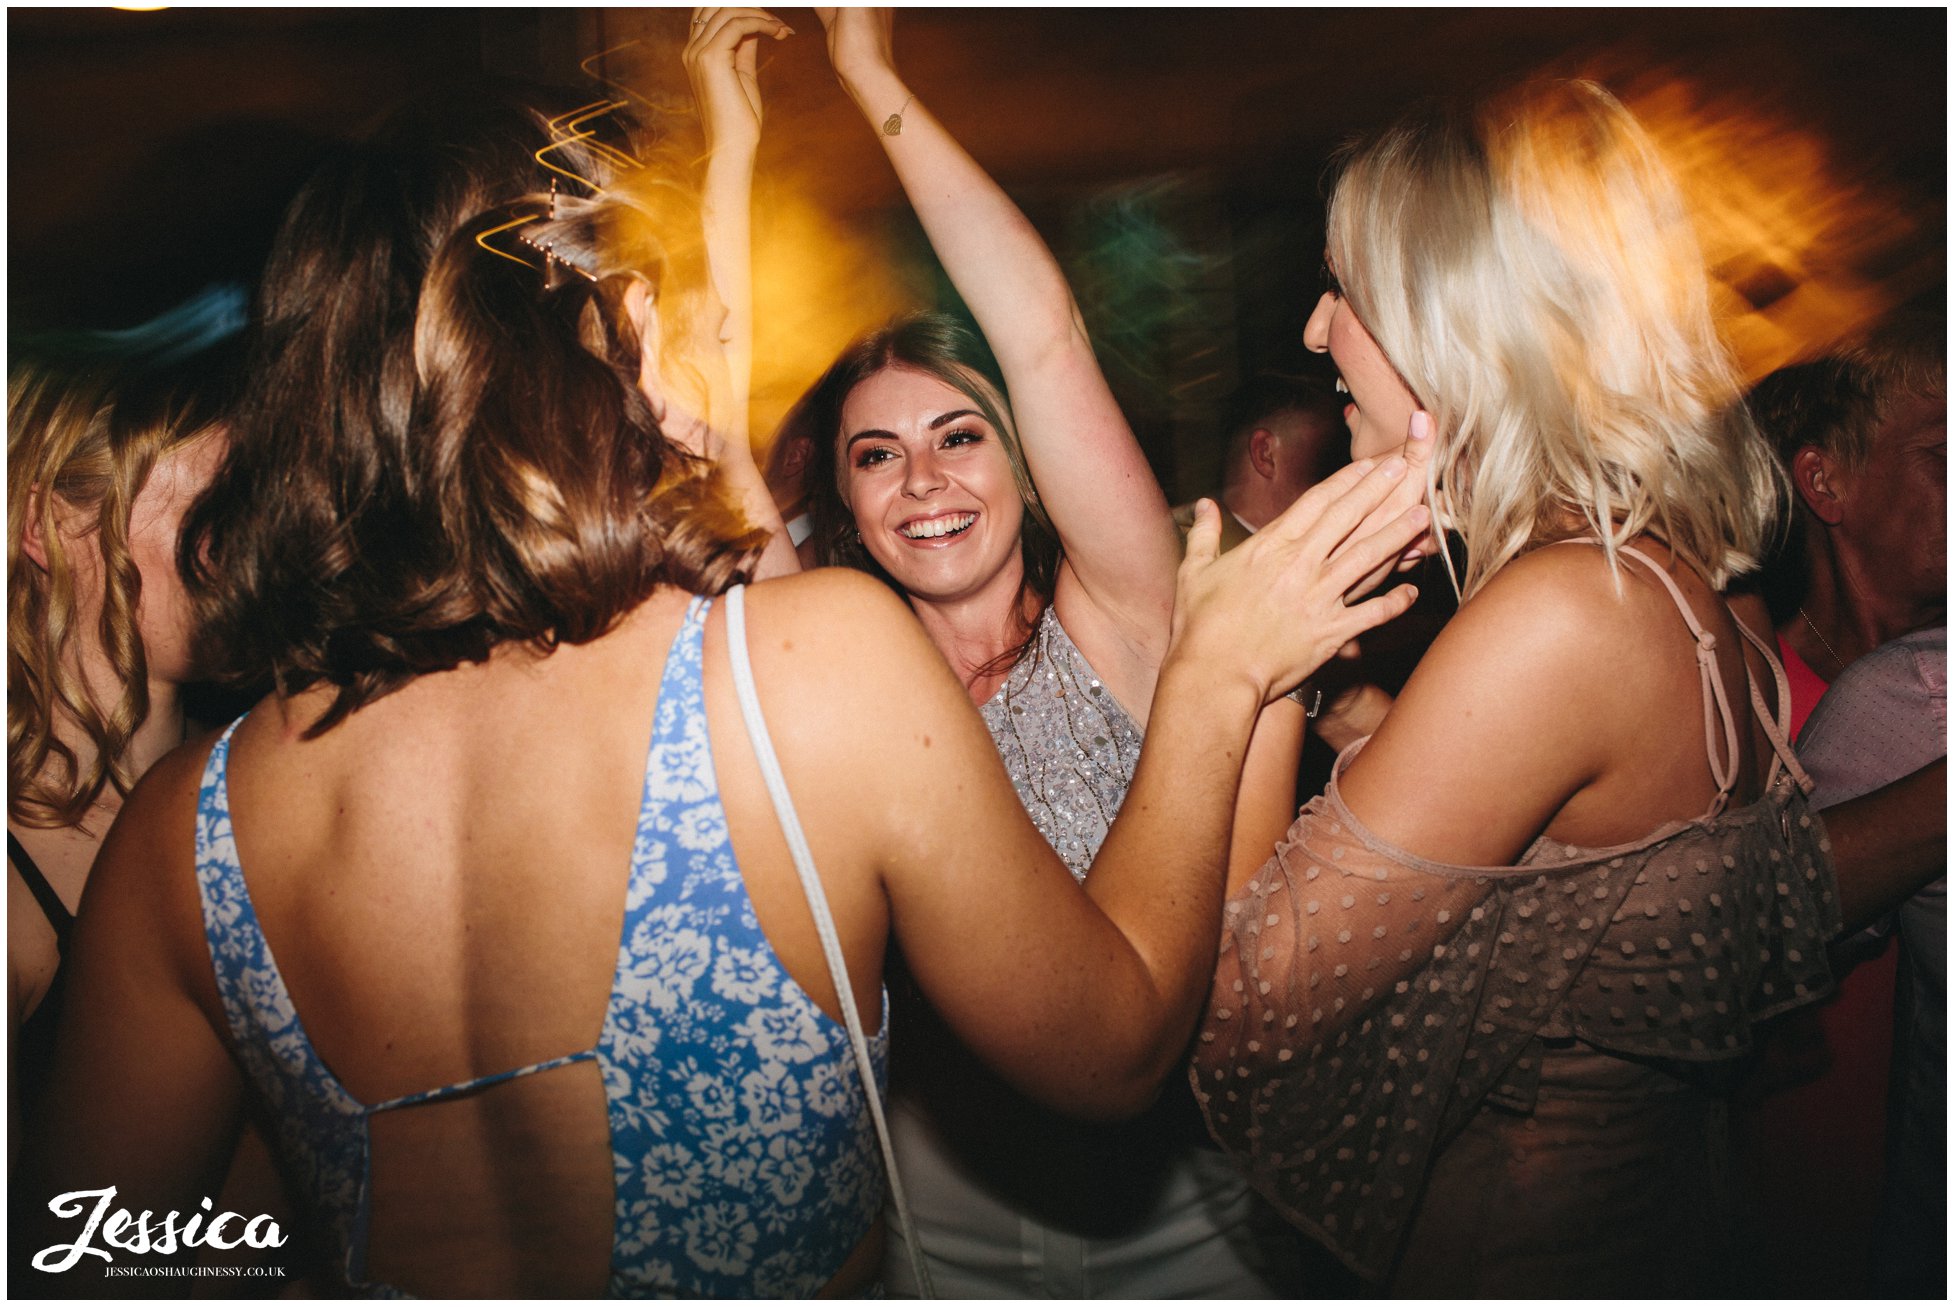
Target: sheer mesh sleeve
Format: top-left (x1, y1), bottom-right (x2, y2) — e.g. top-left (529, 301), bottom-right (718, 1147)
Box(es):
top-left (1190, 787), bottom-right (1494, 1275)
top-left (1190, 759), bottom-right (1840, 1280)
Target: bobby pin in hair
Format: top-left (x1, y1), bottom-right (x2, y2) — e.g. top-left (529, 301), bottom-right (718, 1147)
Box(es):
top-left (475, 180), bottom-right (600, 286)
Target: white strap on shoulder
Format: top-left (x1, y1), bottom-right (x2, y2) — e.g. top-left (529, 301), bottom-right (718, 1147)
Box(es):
top-left (722, 586), bottom-right (934, 1298)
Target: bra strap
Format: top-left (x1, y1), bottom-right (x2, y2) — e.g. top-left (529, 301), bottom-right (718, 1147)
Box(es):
top-left (722, 586), bottom-right (935, 1299)
top-left (8, 830), bottom-right (73, 949)
top-left (1728, 617), bottom-right (1816, 794)
top-left (1616, 546), bottom-right (1743, 816)
top-left (367, 1048), bottom-right (599, 1115)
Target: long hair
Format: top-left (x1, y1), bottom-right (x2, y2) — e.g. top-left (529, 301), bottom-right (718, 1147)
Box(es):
top-left (181, 86), bottom-right (765, 735)
top-left (801, 312), bottom-right (1061, 664)
top-left (1327, 79), bottom-right (1784, 598)
top-left (8, 317), bottom-right (244, 828)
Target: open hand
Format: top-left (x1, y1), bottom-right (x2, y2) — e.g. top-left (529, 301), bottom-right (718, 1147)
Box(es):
top-left (1174, 457), bottom-right (1429, 706)
top-left (1343, 408), bottom-right (1439, 596)
top-left (683, 7), bottom-right (792, 154)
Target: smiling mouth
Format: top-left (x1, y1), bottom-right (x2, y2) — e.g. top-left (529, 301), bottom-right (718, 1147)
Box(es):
top-left (898, 512), bottom-right (976, 541)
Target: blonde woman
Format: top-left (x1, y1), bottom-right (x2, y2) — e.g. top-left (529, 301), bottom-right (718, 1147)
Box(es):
top-left (1192, 81), bottom-right (1943, 1295)
top-left (7, 330), bottom-right (236, 1154)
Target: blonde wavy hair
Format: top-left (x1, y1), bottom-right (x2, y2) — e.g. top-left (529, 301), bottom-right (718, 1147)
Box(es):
top-left (7, 354), bottom-right (229, 829)
top-left (1327, 79), bottom-right (1784, 599)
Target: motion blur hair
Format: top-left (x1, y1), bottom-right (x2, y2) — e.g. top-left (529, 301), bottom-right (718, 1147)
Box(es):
top-left (9, 342), bottom-right (240, 828)
top-left (182, 87), bottom-right (765, 734)
top-left (803, 311), bottom-right (1061, 607)
top-left (1326, 79), bottom-right (1783, 598)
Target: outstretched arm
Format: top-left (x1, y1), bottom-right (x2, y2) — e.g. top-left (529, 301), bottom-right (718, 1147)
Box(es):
top-left (684, 6), bottom-right (800, 578)
top-left (815, 8), bottom-right (1181, 660)
top-left (789, 459), bottom-right (1427, 1118)
top-left (1821, 759), bottom-right (1946, 933)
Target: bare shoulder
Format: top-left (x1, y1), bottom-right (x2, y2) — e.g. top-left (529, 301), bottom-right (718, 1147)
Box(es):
top-left (89, 725), bottom-right (225, 895)
top-left (1345, 545), bottom-right (1678, 862)
top-left (86, 726), bottom-right (219, 898)
top-left (737, 570), bottom-right (958, 693)
top-left (728, 572), bottom-right (980, 789)
top-left (76, 724), bottom-right (233, 1003)
top-left (1392, 545), bottom-right (1654, 708)
top-left (739, 567), bottom-right (913, 630)
top-left (1461, 542), bottom-right (1675, 641)
top-left (726, 571), bottom-right (1017, 882)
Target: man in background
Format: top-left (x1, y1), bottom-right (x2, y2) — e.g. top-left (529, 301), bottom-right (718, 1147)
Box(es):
top-left (1172, 372), bottom-right (1345, 552)
top-left (1738, 310), bottom-right (1946, 1297)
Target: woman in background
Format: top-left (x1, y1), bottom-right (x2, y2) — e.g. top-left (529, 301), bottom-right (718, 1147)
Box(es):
top-left (7, 303), bottom-right (241, 1149)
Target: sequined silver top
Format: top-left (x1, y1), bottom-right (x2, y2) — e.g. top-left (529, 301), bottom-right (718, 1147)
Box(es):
top-left (980, 607), bottom-right (1143, 881)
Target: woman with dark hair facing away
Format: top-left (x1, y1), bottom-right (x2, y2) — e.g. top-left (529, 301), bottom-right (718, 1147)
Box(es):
top-left (7, 304), bottom-right (240, 1151)
top-left (1189, 79), bottom-right (1946, 1295)
top-left (769, 11), bottom-right (1435, 1294)
top-left (13, 46), bottom-right (1429, 1304)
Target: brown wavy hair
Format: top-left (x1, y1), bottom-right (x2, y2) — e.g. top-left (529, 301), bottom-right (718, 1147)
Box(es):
top-left (181, 87), bottom-right (765, 735)
top-left (9, 345), bottom-right (239, 829)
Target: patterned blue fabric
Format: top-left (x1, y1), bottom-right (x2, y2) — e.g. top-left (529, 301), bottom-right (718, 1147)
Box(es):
top-left (195, 595), bottom-right (887, 1296)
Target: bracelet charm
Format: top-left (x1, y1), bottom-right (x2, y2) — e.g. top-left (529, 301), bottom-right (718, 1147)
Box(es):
top-left (1286, 685), bottom-right (1324, 718)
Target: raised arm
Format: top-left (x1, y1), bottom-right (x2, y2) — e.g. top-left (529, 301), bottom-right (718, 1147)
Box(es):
top-left (682, 7), bottom-right (800, 578)
top-left (814, 8), bottom-right (1181, 652)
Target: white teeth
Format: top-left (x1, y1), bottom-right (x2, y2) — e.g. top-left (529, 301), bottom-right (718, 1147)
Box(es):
top-left (1335, 377), bottom-right (1349, 394)
top-left (900, 513), bottom-right (976, 540)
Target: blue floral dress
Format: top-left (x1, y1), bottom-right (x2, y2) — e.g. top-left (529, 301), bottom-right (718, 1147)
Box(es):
top-left (195, 596), bottom-right (886, 1296)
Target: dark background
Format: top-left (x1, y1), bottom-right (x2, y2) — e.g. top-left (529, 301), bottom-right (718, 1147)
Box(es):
top-left (10, 6), bottom-right (1944, 501)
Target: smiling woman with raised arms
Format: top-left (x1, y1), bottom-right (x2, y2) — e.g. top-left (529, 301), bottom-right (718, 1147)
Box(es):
top-left (753, 7), bottom-right (1439, 1294)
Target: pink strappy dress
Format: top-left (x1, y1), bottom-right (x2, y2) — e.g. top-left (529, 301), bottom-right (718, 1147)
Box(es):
top-left (1192, 546), bottom-right (1840, 1295)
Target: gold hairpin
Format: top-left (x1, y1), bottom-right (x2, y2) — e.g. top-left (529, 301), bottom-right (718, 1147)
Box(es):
top-left (474, 178), bottom-right (599, 286)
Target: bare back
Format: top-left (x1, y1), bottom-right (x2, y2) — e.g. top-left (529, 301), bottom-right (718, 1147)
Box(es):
top-left (28, 559), bottom-right (1305, 1295)
top-left (207, 584), bottom-right (893, 1295)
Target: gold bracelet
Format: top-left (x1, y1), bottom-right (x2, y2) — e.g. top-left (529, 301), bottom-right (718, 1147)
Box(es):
top-left (881, 94), bottom-right (916, 136)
